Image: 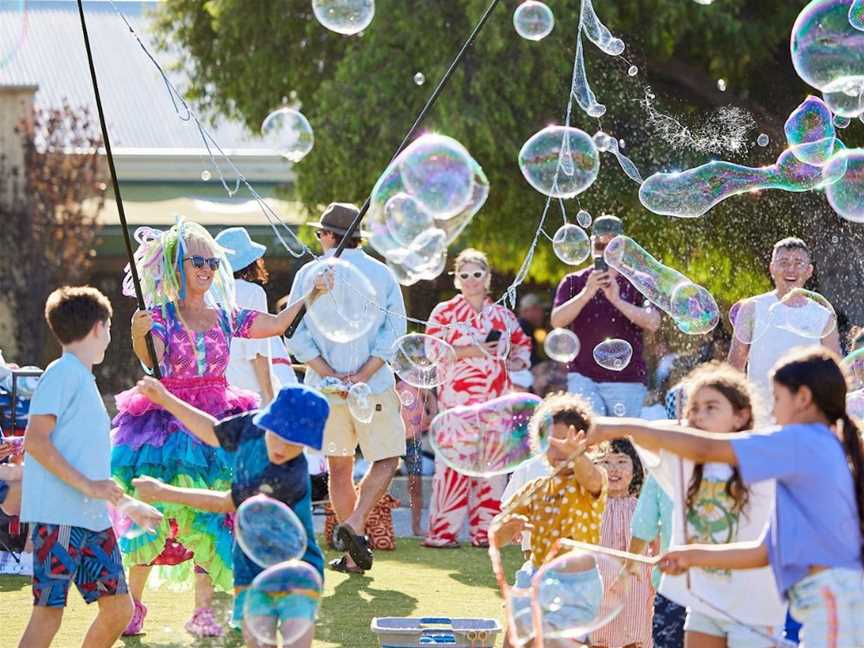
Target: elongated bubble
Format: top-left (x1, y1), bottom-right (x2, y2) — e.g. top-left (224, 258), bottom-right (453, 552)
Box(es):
top-left (244, 560), bottom-right (321, 645)
top-left (593, 131), bottom-right (643, 183)
top-left (604, 236), bottom-right (719, 335)
top-left (236, 494), bottom-right (307, 568)
top-left (390, 333), bottom-right (457, 389)
top-left (430, 393), bottom-right (547, 477)
top-left (784, 96), bottom-right (836, 166)
top-left (580, 0), bottom-right (625, 56)
top-left (519, 126), bottom-right (600, 199)
top-left (572, 32), bottom-right (607, 118)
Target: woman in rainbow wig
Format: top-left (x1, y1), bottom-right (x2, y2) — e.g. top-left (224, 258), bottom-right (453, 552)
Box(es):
top-left (112, 219), bottom-right (327, 638)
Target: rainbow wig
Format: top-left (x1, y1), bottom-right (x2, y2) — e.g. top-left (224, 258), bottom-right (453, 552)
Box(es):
top-left (122, 218), bottom-right (237, 314)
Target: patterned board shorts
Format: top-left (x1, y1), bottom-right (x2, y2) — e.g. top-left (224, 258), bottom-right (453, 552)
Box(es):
top-left (31, 523), bottom-right (128, 607)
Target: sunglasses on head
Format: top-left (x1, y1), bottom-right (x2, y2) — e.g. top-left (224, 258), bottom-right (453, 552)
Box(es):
top-left (185, 256), bottom-right (220, 271)
top-left (457, 270), bottom-right (486, 280)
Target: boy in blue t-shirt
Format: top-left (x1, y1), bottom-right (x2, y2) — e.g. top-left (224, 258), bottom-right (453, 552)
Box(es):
top-left (131, 376), bottom-right (328, 648)
top-left (18, 286), bottom-right (163, 648)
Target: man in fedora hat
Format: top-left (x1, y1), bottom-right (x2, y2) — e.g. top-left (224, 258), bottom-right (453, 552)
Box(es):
top-left (550, 215), bottom-right (660, 417)
top-left (285, 202), bottom-right (407, 574)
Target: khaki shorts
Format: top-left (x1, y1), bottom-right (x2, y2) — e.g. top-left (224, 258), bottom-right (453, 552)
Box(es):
top-left (322, 389), bottom-right (406, 462)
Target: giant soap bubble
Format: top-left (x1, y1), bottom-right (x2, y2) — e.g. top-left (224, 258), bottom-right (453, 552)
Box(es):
top-left (791, 0), bottom-right (864, 118)
top-left (367, 134), bottom-right (489, 285)
top-left (312, 0), bottom-right (375, 35)
top-left (244, 560), bottom-right (322, 646)
top-left (604, 236), bottom-right (719, 335)
top-left (514, 1), bottom-right (555, 41)
top-left (236, 494), bottom-right (307, 568)
top-left (304, 258), bottom-right (378, 343)
top-left (730, 290), bottom-right (836, 345)
top-left (430, 393), bottom-right (547, 477)
top-left (784, 96), bottom-right (836, 166)
top-left (825, 148), bottom-right (864, 222)
top-left (390, 333), bottom-right (456, 389)
top-left (519, 126), bottom-right (600, 199)
top-left (261, 108), bottom-right (314, 163)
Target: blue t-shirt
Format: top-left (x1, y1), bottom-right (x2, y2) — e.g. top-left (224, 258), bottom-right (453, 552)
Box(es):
top-left (214, 413), bottom-right (324, 585)
top-left (731, 423), bottom-right (863, 596)
top-left (21, 353), bottom-right (112, 531)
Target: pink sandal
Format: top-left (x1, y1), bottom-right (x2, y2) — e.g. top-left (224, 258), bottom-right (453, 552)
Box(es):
top-left (122, 599), bottom-right (147, 636)
top-left (185, 607), bottom-right (224, 638)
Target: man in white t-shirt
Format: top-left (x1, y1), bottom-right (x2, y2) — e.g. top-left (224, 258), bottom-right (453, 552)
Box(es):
top-left (728, 237), bottom-right (841, 410)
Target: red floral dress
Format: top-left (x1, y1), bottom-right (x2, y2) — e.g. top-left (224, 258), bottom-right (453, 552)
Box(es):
top-left (423, 295), bottom-right (532, 547)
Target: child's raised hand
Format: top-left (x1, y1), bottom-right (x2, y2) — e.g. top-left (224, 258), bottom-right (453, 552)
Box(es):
top-left (137, 377), bottom-right (167, 404)
top-left (491, 514), bottom-right (533, 547)
top-left (132, 476), bottom-right (166, 503)
top-left (550, 425), bottom-right (588, 457)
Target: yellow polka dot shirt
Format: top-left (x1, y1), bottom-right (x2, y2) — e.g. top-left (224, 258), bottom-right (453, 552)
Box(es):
top-left (504, 462), bottom-right (607, 568)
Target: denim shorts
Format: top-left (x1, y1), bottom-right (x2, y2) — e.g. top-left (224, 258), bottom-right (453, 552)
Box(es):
top-left (788, 568), bottom-right (864, 648)
top-left (566, 373), bottom-right (647, 417)
top-left (684, 609), bottom-right (779, 648)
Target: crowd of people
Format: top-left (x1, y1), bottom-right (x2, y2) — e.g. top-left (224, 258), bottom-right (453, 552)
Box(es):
top-left (0, 202), bottom-right (862, 648)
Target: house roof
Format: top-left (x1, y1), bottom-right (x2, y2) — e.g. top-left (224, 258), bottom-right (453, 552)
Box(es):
top-left (0, 1), bottom-right (275, 154)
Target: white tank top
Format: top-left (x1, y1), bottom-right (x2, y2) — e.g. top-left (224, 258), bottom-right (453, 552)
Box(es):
top-left (747, 292), bottom-right (831, 406)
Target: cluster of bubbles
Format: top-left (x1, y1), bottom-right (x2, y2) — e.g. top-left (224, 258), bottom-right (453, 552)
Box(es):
top-left (507, 548), bottom-right (628, 646)
top-left (639, 95), bottom-right (857, 219)
top-left (390, 333), bottom-right (457, 389)
top-left (519, 126), bottom-right (600, 199)
top-left (604, 236), bottom-right (720, 335)
top-left (366, 134), bottom-right (490, 286)
top-left (513, 1), bottom-right (555, 41)
top-left (544, 328), bottom-right (581, 363)
top-left (552, 224), bottom-right (591, 265)
top-left (234, 495), bottom-right (320, 644)
top-left (311, 0), bottom-right (375, 35)
top-left (429, 393), bottom-right (548, 477)
top-left (303, 258), bottom-right (378, 343)
top-left (729, 289), bottom-right (837, 344)
top-left (347, 382), bottom-right (374, 423)
top-left (260, 107), bottom-right (315, 163)
top-left (592, 339), bottom-right (633, 371)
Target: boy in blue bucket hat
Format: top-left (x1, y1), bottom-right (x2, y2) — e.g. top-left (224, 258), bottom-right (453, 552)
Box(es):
top-left (131, 377), bottom-right (328, 647)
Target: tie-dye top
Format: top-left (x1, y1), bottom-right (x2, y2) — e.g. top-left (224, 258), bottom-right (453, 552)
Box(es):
top-left (149, 303), bottom-right (260, 378)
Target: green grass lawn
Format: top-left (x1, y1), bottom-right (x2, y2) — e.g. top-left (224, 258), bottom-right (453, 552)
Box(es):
top-left (0, 538), bottom-right (523, 647)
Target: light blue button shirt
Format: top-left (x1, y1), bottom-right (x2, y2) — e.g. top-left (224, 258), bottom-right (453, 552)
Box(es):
top-left (286, 248), bottom-right (407, 395)
top-left (21, 353), bottom-right (112, 531)
top-left (630, 474), bottom-right (674, 588)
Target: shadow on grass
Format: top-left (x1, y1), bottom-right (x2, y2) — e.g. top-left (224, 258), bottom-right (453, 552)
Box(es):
top-left (316, 572), bottom-right (418, 647)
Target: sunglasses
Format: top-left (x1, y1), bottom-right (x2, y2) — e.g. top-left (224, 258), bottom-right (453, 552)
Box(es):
top-left (456, 270), bottom-right (487, 280)
top-left (185, 256), bottom-right (220, 271)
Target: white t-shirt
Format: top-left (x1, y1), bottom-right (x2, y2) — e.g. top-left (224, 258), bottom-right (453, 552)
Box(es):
top-left (746, 291), bottom-right (831, 407)
top-left (226, 280), bottom-right (272, 396)
top-left (637, 446), bottom-right (786, 628)
top-left (270, 335), bottom-right (298, 389)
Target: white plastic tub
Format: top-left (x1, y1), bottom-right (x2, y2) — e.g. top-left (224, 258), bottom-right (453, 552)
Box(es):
top-left (371, 616), bottom-right (502, 647)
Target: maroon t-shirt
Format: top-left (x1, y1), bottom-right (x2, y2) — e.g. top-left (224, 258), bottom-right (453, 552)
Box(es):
top-left (553, 268), bottom-right (648, 383)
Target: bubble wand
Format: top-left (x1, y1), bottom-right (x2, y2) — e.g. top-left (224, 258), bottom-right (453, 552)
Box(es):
top-left (76, 0), bottom-right (161, 378)
top-left (284, 0), bottom-right (505, 338)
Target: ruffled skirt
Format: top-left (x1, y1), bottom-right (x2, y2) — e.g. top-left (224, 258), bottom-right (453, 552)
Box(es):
top-left (111, 375), bottom-right (258, 592)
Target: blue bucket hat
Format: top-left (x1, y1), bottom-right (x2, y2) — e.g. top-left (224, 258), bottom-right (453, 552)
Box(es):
top-left (215, 227), bottom-right (267, 273)
top-left (252, 384), bottom-right (329, 451)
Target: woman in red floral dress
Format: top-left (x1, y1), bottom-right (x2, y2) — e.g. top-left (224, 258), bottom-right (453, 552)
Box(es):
top-left (423, 249), bottom-right (532, 548)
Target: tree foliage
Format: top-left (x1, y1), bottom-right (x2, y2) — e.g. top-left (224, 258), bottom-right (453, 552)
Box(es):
top-left (152, 0), bottom-right (859, 315)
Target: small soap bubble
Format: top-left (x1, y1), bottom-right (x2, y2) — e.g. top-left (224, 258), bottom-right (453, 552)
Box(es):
top-left (261, 107), bottom-right (314, 162)
top-left (576, 209), bottom-right (592, 228)
top-left (834, 114), bottom-right (851, 128)
top-left (200, 170), bottom-right (212, 182)
top-left (513, 1), bottom-right (555, 41)
top-left (757, 133), bottom-right (770, 147)
top-left (627, 65), bottom-right (638, 77)
top-left (544, 329), bottom-right (581, 363)
top-left (235, 494), bottom-right (307, 568)
top-left (312, 0), bottom-right (375, 35)
top-left (347, 382), bottom-right (374, 423)
top-left (414, 72), bottom-right (425, 86)
top-left (717, 79), bottom-right (727, 92)
top-left (430, 393), bottom-right (546, 477)
top-left (244, 560), bottom-right (321, 646)
top-left (592, 339), bottom-right (633, 372)
top-left (612, 402), bottom-right (627, 417)
top-left (552, 224), bottom-right (591, 266)
top-left (398, 388), bottom-right (416, 408)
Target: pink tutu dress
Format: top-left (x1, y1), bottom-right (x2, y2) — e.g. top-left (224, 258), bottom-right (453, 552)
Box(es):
top-left (111, 303), bottom-right (260, 590)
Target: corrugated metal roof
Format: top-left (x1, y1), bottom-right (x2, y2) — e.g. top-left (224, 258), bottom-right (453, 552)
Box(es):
top-left (0, 0), bottom-right (268, 151)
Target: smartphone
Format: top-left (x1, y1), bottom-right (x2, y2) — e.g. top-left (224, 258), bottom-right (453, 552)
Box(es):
top-left (485, 329), bottom-right (503, 344)
top-left (593, 256), bottom-right (609, 273)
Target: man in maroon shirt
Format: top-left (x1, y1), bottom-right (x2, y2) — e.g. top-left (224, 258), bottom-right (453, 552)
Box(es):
top-left (550, 216), bottom-right (660, 416)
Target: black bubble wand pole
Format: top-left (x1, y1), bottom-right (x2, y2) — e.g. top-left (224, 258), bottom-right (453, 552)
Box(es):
top-left (76, 0), bottom-right (161, 378)
top-left (285, 0), bottom-right (504, 338)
